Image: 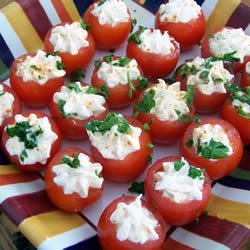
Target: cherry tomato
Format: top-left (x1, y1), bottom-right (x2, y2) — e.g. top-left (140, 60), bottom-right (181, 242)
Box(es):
top-left (98, 195), bottom-right (167, 250)
top-left (2, 111), bottom-right (62, 172)
top-left (0, 83), bottom-right (22, 135)
top-left (10, 53), bottom-right (65, 108)
top-left (155, 8), bottom-right (205, 50)
top-left (83, 1), bottom-right (132, 49)
top-left (221, 99), bottom-right (250, 145)
top-left (44, 22), bottom-right (96, 73)
top-left (50, 82), bottom-right (109, 140)
top-left (45, 147), bottom-right (104, 212)
top-left (126, 29), bottom-right (180, 79)
top-left (89, 116), bottom-right (153, 182)
top-left (91, 56), bottom-right (145, 109)
top-left (145, 156), bottom-right (211, 225)
top-left (180, 118), bottom-right (243, 180)
top-left (241, 63), bottom-right (250, 89)
top-left (201, 27), bottom-right (250, 73)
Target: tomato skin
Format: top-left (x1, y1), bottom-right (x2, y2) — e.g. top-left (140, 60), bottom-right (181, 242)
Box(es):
top-left (98, 195), bottom-right (167, 250)
top-left (201, 27), bottom-right (250, 73)
top-left (45, 147), bottom-right (104, 212)
top-left (83, 1), bottom-right (132, 49)
top-left (50, 82), bottom-right (109, 140)
top-left (155, 10), bottom-right (206, 51)
top-left (145, 156), bottom-right (211, 226)
top-left (0, 83), bottom-right (22, 136)
top-left (221, 99), bottom-right (250, 145)
top-left (10, 53), bottom-right (65, 108)
top-left (91, 56), bottom-right (145, 109)
top-left (180, 118), bottom-right (243, 180)
top-left (134, 85), bottom-right (195, 144)
top-left (126, 31), bottom-right (180, 79)
top-left (1, 111), bottom-right (62, 172)
top-left (241, 69), bottom-right (250, 89)
top-left (90, 116), bottom-right (152, 182)
top-left (44, 22), bottom-right (96, 73)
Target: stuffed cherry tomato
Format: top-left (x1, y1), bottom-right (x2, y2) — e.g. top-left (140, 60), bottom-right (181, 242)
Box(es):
top-left (126, 27), bottom-right (180, 79)
top-left (50, 82), bottom-right (109, 140)
top-left (0, 83), bottom-right (22, 135)
top-left (241, 61), bottom-right (250, 89)
top-left (91, 55), bottom-right (148, 108)
top-left (98, 195), bottom-right (167, 250)
top-left (83, 0), bottom-right (132, 49)
top-left (201, 27), bottom-right (250, 72)
top-left (133, 79), bottom-right (194, 144)
top-left (155, 0), bottom-right (206, 50)
top-left (145, 156), bottom-right (211, 225)
top-left (45, 147), bottom-right (104, 212)
top-left (44, 22), bottom-right (95, 73)
top-left (176, 57), bottom-right (234, 113)
top-left (180, 117), bottom-right (243, 179)
top-left (221, 87), bottom-right (250, 145)
top-left (10, 50), bottom-right (66, 108)
top-left (86, 112), bottom-right (153, 182)
top-left (2, 112), bottom-right (62, 172)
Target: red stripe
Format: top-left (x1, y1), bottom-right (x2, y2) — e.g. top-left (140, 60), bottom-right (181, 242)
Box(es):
top-left (163, 237), bottom-right (193, 250)
top-left (17, 0), bottom-right (52, 40)
top-left (0, 173), bottom-right (40, 186)
top-left (51, 0), bottom-right (72, 23)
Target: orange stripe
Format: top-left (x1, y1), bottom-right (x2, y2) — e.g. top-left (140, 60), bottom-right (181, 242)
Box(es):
top-left (0, 165), bottom-right (20, 175)
top-left (51, 0), bottom-right (72, 23)
top-left (0, 173), bottom-right (40, 186)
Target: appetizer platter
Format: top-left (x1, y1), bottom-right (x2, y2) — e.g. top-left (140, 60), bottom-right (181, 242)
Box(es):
top-left (0, 0), bottom-right (249, 249)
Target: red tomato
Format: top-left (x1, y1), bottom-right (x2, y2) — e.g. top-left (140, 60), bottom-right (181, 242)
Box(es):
top-left (145, 156), bottom-right (211, 225)
top-left (221, 99), bottom-right (250, 145)
top-left (133, 84), bottom-right (195, 144)
top-left (201, 27), bottom-right (250, 73)
top-left (241, 64), bottom-right (250, 89)
top-left (155, 8), bottom-right (206, 50)
top-left (45, 147), bottom-right (104, 212)
top-left (50, 82), bottom-right (109, 140)
top-left (44, 22), bottom-right (96, 73)
top-left (1, 111), bottom-right (62, 172)
top-left (126, 29), bottom-right (180, 79)
top-left (180, 118), bottom-right (243, 180)
top-left (83, 1), bottom-right (132, 49)
top-left (89, 116), bottom-right (153, 182)
top-left (0, 83), bottom-right (22, 135)
top-left (10, 53), bottom-right (65, 108)
top-left (91, 56), bottom-right (145, 109)
top-left (98, 195), bottom-right (167, 250)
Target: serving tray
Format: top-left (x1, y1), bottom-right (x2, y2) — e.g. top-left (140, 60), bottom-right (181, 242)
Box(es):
top-left (0, 0), bottom-right (249, 249)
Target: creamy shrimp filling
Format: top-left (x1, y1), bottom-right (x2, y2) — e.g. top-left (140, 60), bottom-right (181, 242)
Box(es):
top-left (0, 85), bottom-right (14, 126)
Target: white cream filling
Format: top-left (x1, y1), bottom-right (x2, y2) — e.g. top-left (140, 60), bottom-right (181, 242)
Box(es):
top-left (110, 195), bottom-right (159, 244)
top-left (232, 99), bottom-right (250, 114)
top-left (5, 113), bottom-right (58, 165)
top-left (0, 85), bottom-right (14, 126)
top-left (91, 0), bottom-right (129, 27)
top-left (49, 22), bottom-right (89, 55)
top-left (97, 59), bottom-right (141, 88)
top-left (149, 80), bottom-right (189, 121)
top-left (52, 153), bottom-right (103, 198)
top-left (245, 61), bottom-right (250, 74)
top-left (159, 0), bottom-right (201, 23)
top-left (16, 50), bottom-right (66, 84)
top-left (154, 157), bottom-right (204, 203)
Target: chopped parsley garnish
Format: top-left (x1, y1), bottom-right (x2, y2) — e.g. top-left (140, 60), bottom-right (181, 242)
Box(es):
top-left (131, 18), bottom-right (137, 33)
top-left (222, 51), bottom-right (240, 63)
top-left (103, 55), bottom-right (113, 64)
top-left (193, 117), bottom-right (201, 124)
top-left (128, 26), bottom-right (147, 45)
top-left (143, 123), bottom-right (150, 131)
top-left (146, 143), bottom-right (154, 149)
top-left (188, 166), bottom-right (204, 179)
top-left (127, 72), bottom-right (135, 98)
top-left (174, 161), bottom-right (185, 171)
top-left (186, 139), bottom-right (194, 147)
top-left (81, 21), bottom-right (90, 31)
top-left (30, 65), bottom-right (39, 70)
top-left (135, 76), bottom-right (149, 90)
top-left (128, 181), bottom-right (144, 195)
top-left (179, 64), bottom-right (199, 79)
top-left (237, 107), bottom-right (250, 119)
top-left (70, 69), bottom-right (86, 82)
top-left (199, 70), bottom-right (209, 82)
top-left (208, 34), bottom-right (215, 39)
top-left (174, 110), bottom-right (191, 123)
top-left (133, 89), bottom-right (156, 113)
top-left (85, 112), bottom-right (131, 135)
top-left (185, 85), bottom-right (195, 106)
top-left (113, 57), bottom-right (131, 67)
top-left (97, 0), bottom-right (106, 6)
top-left (56, 61), bottom-right (64, 70)
top-left (46, 51), bottom-right (59, 57)
top-left (146, 154), bottom-right (153, 165)
top-left (94, 59), bottom-right (101, 68)
top-left (86, 85), bottom-right (109, 99)
top-left (66, 82), bottom-right (82, 93)
top-left (212, 78), bottom-right (223, 84)
top-left (0, 91), bottom-right (5, 97)
top-left (95, 170), bottom-right (101, 178)
top-left (20, 150), bottom-right (28, 162)
top-left (61, 154), bottom-right (80, 168)
top-left (58, 99), bottom-right (77, 119)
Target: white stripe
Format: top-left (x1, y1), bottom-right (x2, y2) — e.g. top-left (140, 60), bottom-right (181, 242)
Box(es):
top-left (245, 24), bottom-right (250, 35)
top-left (38, 224), bottom-right (96, 250)
top-left (0, 179), bottom-right (44, 203)
top-left (40, 0), bottom-right (61, 26)
top-left (212, 183), bottom-right (250, 204)
top-left (171, 228), bottom-right (230, 250)
top-left (0, 12), bottom-right (27, 58)
top-left (201, 0), bottom-right (219, 19)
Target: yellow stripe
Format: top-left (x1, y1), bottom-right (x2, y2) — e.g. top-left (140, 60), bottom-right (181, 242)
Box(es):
top-left (207, 195), bottom-right (250, 229)
top-left (138, 0), bottom-right (146, 4)
top-left (205, 0), bottom-right (240, 36)
top-left (1, 2), bottom-right (43, 52)
top-left (0, 165), bottom-right (20, 175)
top-left (18, 211), bottom-right (85, 247)
top-left (61, 0), bottom-right (81, 22)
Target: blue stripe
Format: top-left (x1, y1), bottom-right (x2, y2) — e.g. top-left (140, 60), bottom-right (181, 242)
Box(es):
top-left (0, 33), bottom-right (14, 68)
top-left (64, 235), bottom-right (101, 250)
top-left (218, 176), bottom-right (250, 191)
top-left (0, 148), bottom-right (10, 165)
top-left (73, 0), bottom-right (93, 16)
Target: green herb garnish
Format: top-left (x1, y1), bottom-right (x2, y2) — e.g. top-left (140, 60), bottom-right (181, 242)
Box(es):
top-left (222, 51), bottom-right (240, 63)
top-left (30, 65), bottom-right (39, 70)
top-left (61, 154), bottom-right (80, 168)
top-left (193, 117), bottom-right (201, 124)
top-left (143, 123), bottom-right (150, 131)
top-left (208, 34), bottom-right (215, 39)
top-left (0, 91), bottom-right (5, 97)
top-left (131, 18), bottom-right (137, 33)
top-left (20, 150), bottom-right (28, 162)
top-left (133, 89), bottom-right (156, 114)
top-left (97, 0), bottom-right (106, 6)
top-left (188, 166), bottom-right (204, 179)
top-left (199, 70), bottom-right (209, 81)
top-left (94, 59), bottom-right (101, 68)
top-left (128, 26), bottom-right (147, 45)
top-left (103, 55), bottom-right (113, 63)
top-left (175, 110), bottom-right (191, 123)
top-left (128, 181), bottom-right (144, 195)
top-left (136, 76), bottom-right (149, 90)
top-left (185, 85), bottom-right (195, 106)
top-left (66, 82), bottom-right (82, 93)
top-left (146, 143), bottom-right (154, 149)
top-left (70, 69), bottom-right (86, 82)
top-left (146, 154), bottom-right (153, 165)
top-left (127, 72), bottom-right (135, 98)
top-left (174, 161), bottom-right (185, 171)
top-left (56, 61), bottom-right (64, 70)
top-left (58, 99), bottom-right (77, 118)
top-left (86, 85), bottom-right (109, 99)
top-left (113, 57), bottom-right (131, 67)
top-left (81, 21), bottom-right (90, 31)
top-left (186, 139), bottom-right (194, 147)
top-left (46, 51), bottom-right (59, 57)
